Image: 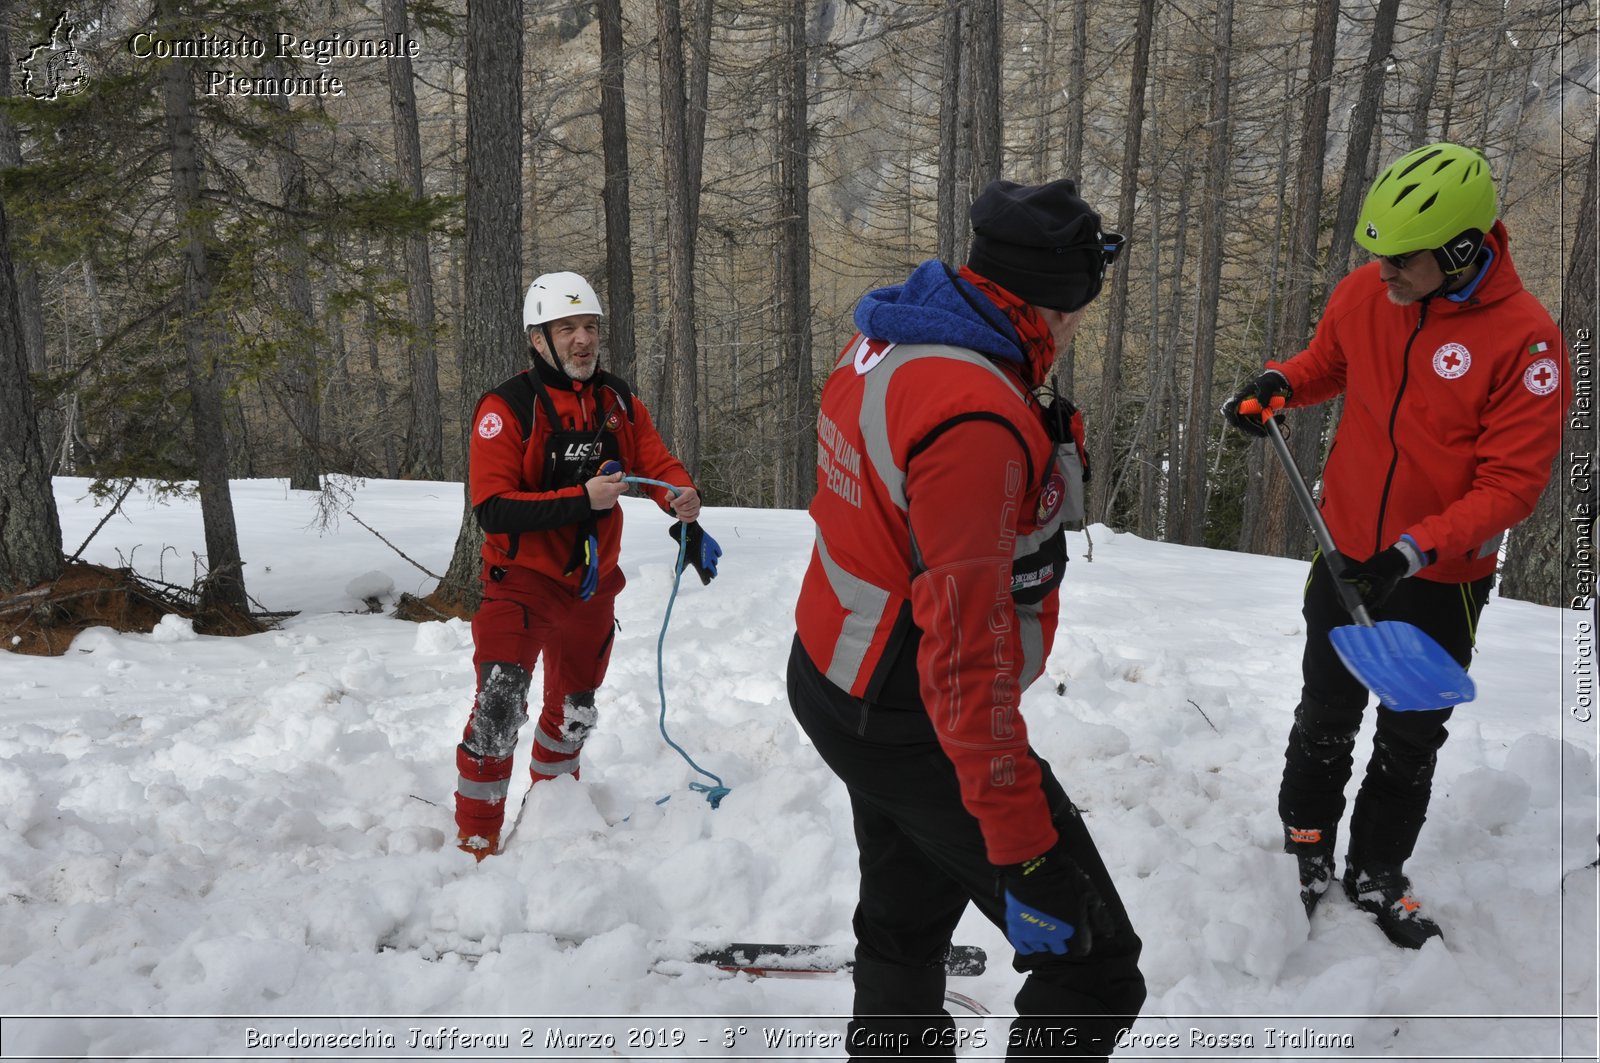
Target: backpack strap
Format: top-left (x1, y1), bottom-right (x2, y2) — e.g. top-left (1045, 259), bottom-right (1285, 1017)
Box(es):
top-left (480, 371), bottom-right (565, 564)
top-left (487, 370), bottom-right (562, 439)
top-left (591, 369), bottom-right (636, 423)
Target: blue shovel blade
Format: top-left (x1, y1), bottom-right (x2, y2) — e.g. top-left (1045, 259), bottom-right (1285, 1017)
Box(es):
top-left (1328, 620), bottom-right (1476, 712)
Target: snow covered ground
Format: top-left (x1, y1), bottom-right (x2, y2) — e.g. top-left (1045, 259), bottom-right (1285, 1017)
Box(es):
top-left (1, 477), bottom-right (1594, 1061)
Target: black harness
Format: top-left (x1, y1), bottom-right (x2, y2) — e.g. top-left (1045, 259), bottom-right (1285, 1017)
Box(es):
top-left (486, 368), bottom-right (636, 564)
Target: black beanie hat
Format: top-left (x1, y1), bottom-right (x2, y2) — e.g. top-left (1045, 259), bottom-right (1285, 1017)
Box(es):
top-left (965, 178), bottom-right (1112, 312)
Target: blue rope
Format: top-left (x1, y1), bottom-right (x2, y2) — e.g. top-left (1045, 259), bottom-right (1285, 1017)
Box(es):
top-left (623, 476), bottom-right (731, 809)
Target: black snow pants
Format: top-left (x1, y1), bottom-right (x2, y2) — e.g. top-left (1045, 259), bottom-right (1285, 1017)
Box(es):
top-left (787, 638), bottom-right (1146, 1061)
top-left (1278, 556), bottom-right (1494, 867)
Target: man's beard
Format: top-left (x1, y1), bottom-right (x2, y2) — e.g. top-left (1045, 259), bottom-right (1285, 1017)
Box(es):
top-left (556, 351), bottom-right (597, 380)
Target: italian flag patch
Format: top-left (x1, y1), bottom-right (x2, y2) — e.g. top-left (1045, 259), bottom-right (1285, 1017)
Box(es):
top-left (1529, 341), bottom-right (1549, 354)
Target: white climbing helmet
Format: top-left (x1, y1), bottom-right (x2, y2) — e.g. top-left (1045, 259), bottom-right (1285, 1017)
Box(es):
top-left (523, 271), bottom-right (604, 330)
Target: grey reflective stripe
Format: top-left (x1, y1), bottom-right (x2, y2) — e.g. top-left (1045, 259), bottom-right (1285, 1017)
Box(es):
top-left (816, 528), bottom-right (892, 691)
top-left (457, 777), bottom-right (510, 803)
top-left (534, 756), bottom-right (579, 777)
top-left (1015, 507), bottom-right (1065, 557)
top-left (535, 726), bottom-right (584, 756)
top-left (859, 344), bottom-right (1030, 511)
top-left (1475, 531), bottom-right (1505, 560)
top-left (1015, 601), bottom-right (1046, 686)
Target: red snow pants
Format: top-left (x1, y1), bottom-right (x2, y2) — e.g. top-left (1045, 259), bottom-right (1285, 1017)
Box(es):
top-left (454, 563), bottom-right (623, 840)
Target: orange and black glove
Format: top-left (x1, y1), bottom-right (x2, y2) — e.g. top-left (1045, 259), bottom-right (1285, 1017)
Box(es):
top-left (1222, 370), bottom-right (1292, 438)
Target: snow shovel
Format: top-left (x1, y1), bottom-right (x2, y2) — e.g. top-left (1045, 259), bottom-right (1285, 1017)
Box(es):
top-left (1258, 412), bottom-right (1475, 712)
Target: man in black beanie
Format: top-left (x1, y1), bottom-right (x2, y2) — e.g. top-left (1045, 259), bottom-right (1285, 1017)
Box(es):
top-left (789, 178), bottom-right (1145, 1059)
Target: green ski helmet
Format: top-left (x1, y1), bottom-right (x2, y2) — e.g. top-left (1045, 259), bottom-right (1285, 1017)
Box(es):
top-left (1355, 142), bottom-right (1497, 274)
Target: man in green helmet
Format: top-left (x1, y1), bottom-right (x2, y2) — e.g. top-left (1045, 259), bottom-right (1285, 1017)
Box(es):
top-left (1222, 143), bottom-right (1570, 948)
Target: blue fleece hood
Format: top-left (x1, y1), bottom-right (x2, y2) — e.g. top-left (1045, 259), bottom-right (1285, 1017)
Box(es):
top-left (852, 261), bottom-right (1024, 363)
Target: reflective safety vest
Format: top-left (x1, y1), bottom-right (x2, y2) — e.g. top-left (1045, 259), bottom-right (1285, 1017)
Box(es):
top-left (796, 337), bottom-right (1075, 862)
top-left (799, 337), bottom-right (1074, 700)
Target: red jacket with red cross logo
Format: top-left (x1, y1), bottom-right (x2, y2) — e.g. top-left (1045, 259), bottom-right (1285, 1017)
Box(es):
top-left (795, 334), bottom-right (1074, 865)
top-left (469, 356), bottom-right (691, 588)
top-left (1269, 222), bottom-right (1570, 583)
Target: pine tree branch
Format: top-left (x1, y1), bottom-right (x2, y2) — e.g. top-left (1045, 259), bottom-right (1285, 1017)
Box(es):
top-left (347, 510), bottom-right (442, 581)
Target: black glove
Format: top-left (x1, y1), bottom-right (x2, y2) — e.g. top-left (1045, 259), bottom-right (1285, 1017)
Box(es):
top-left (1222, 370), bottom-right (1292, 438)
top-left (668, 521), bottom-right (721, 585)
top-left (1041, 394), bottom-right (1091, 485)
top-left (999, 844), bottom-right (1112, 958)
top-left (1339, 537), bottom-right (1430, 613)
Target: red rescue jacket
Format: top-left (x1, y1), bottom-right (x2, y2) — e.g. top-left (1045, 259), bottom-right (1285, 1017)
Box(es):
top-left (469, 356), bottom-right (690, 589)
top-left (1271, 222), bottom-right (1570, 583)
top-left (795, 334), bottom-right (1074, 865)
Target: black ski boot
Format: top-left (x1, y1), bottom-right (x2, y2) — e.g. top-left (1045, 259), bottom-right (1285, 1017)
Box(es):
top-left (1283, 825), bottom-right (1336, 917)
top-left (1342, 862), bottom-right (1442, 949)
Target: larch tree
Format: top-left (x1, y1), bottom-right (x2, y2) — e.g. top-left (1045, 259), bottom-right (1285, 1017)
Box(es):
top-left (382, 0), bottom-right (445, 482)
top-left (159, 0), bottom-right (249, 613)
top-left (597, 0), bottom-right (638, 385)
top-left (0, 191), bottom-right (62, 592)
top-left (1249, 0), bottom-right (1338, 559)
top-left (655, 0), bottom-right (703, 469)
top-left (776, 0), bottom-right (816, 509)
top-left (1179, 0), bottom-right (1235, 546)
top-left (1088, 0), bottom-right (1157, 526)
top-left (1501, 131), bottom-right (1596, 607)
top-left (434, 0), bottom-right (524, 611)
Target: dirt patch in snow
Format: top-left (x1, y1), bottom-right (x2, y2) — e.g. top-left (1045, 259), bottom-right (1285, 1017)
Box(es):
top-left (1, 562), bottom-right (266, 656)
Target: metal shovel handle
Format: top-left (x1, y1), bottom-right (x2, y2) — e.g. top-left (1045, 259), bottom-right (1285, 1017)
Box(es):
top-left (1260, 415), bottom-right (1376, 628)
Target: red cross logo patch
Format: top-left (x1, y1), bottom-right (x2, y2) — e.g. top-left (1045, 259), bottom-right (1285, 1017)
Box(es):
top-left (476, 411), bottom-right (504, 439)
top-left (1037, 473), bottom-right (1065, 524)
top-left (1432, 343), bottom-right (1471, 380)
top-left (1524, 357), bottom-right (1560, 396)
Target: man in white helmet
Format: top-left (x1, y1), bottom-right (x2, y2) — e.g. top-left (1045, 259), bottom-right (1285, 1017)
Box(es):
top-left (453, 271), bottom-right (721, 859)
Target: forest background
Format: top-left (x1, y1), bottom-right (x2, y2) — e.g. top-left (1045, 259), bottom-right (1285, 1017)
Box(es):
top-left (0, 0), bottom-right (1593, 619)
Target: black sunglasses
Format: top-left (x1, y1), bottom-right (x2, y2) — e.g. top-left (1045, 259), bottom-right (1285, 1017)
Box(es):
top-left (1099, 232), bottom-right (1126, 277)
top-left (1378, 249), bottom-right (1421, 270)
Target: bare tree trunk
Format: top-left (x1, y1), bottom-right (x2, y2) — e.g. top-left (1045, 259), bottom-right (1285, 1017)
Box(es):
top-left (969, 0), bottom-right (1001, 189)
top-left (1133, 168), bottom-right (1190, 539)
top-left (936, 0), bottom-right (964, 264)
top-left (1180, 0), bottom-right (1234, 546)
top-left (778, 0), bottom-right (815, 509)
top-left (598, 0), bottom-right (638, 385)
top-left (657, 0), bottom-right (702, 470)
top-left (1404, 0), bottom-right (1452, 145)
top-left (64, 258), bottom-right (105, 473)
top-left (1325, 0), bottom-right (1399, 282)
top-left (686, 0), bottom-right (713, 227)
top-left (382, 0), bottom-right (443, 481)
top-left (437, 0), bottom-right (525, 611)
top-left (1239, 62), bottom-right (1299, 552)
top-left (1252, 0), bottom-right (1338, 558)
top-left (366, 292), bottom-right (400, 478)
top-left (0, 17), bottom-right (52, 462)
top-left (0, 193), bottom-right (62, 592)
top-left (1053, 0), bottom-right (1089, 399)
top-left (1501, 132), bottom-right (1596, 606)
top-left (161, 3), bottom-right (248, 614)
top-left (1064, 0), bottom-right (1087, 180)
top-left (270, 61), bottom-right (321, 493)
top-left (1088, 0), bottom-right (1157, 527)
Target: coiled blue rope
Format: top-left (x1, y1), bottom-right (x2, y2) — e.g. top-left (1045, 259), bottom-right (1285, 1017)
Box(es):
top-left (622, 475), bottom-right (731, 809)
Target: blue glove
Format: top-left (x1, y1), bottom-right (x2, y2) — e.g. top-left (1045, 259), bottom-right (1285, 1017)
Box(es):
top-left (1000, 847), bottom-right (1110, 958)
top-left (577, 533), bottom-right (600, 600)
top-left (668, 521), bottom-right (721, 585)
